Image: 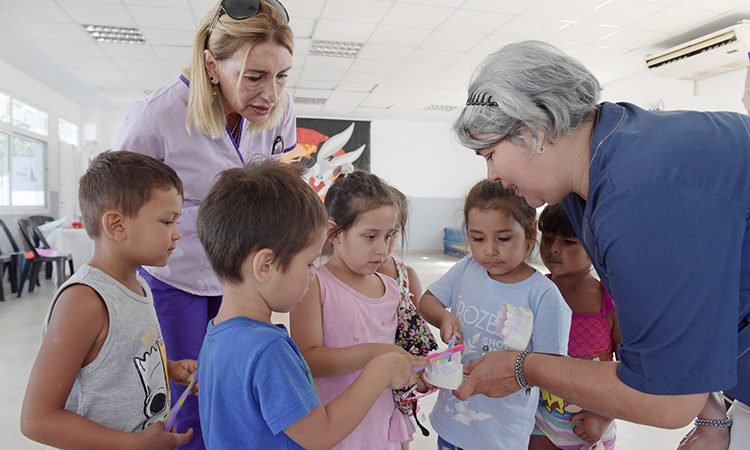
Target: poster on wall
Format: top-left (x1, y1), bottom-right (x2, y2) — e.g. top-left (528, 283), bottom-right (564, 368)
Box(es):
top-left (281, 118), bottom-right (370, 197)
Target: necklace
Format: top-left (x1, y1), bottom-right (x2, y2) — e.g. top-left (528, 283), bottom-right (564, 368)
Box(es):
top-left (588, 105), bottom-right (625, 168)
top-left (229, 115), bottom-right (241, 141)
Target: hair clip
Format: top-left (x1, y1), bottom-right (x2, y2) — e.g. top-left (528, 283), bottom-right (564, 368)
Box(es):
top-left (466, 92), bottom-right (498, 107)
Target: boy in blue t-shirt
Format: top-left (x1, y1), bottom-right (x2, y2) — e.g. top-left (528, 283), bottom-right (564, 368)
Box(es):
top-left (195, 160), bottom-right (424, 449)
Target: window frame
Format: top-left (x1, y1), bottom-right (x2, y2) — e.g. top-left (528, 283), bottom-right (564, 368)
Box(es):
top-left (0, 91), bottom-right (51, 213)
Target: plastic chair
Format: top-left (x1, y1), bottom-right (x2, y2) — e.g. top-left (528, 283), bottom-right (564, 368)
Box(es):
top-left (26, 215), bottom-right (55, 279)
top-left (27, 215), bottom-right (54, 227)
top-left (17, 218), bottom-right (74, 295)
top-left (0, 219), bottom-right (23, 297)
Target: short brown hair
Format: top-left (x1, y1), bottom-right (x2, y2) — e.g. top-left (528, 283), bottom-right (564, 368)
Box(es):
top-left (538, 203), bottom-right (576, 238)
top-left (79, 150), bottom-right (183, 238)
top-left (197, 159), bottom-right (327, 283)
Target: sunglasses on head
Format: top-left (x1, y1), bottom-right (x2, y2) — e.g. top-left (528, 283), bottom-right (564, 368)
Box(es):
top-left (205, 0), bottom-right (289, 49)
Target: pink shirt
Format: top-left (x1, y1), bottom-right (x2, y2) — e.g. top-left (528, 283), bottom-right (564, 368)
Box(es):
top-left (569, 284), bottom-right (616, 361)
top-left (114, 76), bottom-right (297, 295)
top-left (313, 265), bottom-right (414, 449)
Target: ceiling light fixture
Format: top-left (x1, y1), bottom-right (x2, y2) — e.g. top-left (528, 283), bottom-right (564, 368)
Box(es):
top-left (423, 104), bottom-right (457, 112)
top-left (83, 24), bottom-right (147, 44)
top-left (294, 97), bottom-right (327, 105)
top-left (309, 40), bottom-right (362, 58)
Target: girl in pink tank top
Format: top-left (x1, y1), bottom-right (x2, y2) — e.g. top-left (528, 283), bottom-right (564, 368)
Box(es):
top-left (532, 204), bottom-right (621, 450)
top-left (290, 171), bottom-right (417, 449)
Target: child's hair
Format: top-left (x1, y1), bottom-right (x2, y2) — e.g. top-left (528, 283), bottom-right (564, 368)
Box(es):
top-left (323, 171), bottom-right (396, 253)
top-left (324, 171), bottom-right (396, 243)
top-left (78, 150), bottom-right (184, 238)
top-left (538, 203), bottom-right (576, 237)
top-left (197, 159), bottom-right (327, 283)
top-left (463, 179), bottom-right (537, 248)
top-left (389, 186), bottom-right (409, 250)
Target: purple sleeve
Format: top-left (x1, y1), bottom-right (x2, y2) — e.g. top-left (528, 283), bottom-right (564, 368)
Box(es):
top-left (113, 100), bottom-right (165, 160)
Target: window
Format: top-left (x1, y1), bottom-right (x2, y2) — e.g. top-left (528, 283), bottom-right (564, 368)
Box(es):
top-left (0, 132), bottom-right (8, 205)
top-left (11, 136), bottom-right (45, 206)
top-left (0, 93), bottom-right (8, 123)
top-left (0, 94), bottom-right (48, 208)
top-left (58, 118), bottom-right (78, 146)
top-left (12, 99), bottom-right (47, 136)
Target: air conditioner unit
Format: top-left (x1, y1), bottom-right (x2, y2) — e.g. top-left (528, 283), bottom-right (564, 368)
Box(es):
top-left (645, 20), bottom-right (750, 80)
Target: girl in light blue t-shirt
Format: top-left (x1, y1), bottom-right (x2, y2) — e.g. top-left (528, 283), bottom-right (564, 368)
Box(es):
top-left (418, 179), bottom-right (571, 450)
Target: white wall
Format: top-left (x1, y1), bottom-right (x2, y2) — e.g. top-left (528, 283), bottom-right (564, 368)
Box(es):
top-left (0, 58), bottom-right (82, 218)
top-left (603, 66), bottom-right (748, 113)
top-left (370, 119), bottom-right (486, 249)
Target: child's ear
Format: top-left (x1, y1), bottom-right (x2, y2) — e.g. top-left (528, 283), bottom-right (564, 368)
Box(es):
top-left (252, 248), bottom-right (276, 282)
top-left (326, 220), bottom-right (340, 245)
top-left (100, 209), bottom-right (127, 242)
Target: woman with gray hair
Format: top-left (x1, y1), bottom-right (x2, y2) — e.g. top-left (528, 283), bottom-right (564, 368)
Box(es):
top-left (452, 40), bottom-right (750, 448)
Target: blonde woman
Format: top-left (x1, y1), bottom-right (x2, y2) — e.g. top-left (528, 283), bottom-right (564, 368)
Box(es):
top-left (113, 1), bottom-right (295, 447)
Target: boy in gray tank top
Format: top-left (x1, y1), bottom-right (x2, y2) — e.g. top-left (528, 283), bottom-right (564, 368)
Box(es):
top-left (21, 151), bottom-right (195, 449)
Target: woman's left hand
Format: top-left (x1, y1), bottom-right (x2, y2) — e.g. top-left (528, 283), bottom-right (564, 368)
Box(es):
top-left (677, 425), bottom-right (730, 450)
top-left (453, 350), bottom-right (519, 400)
top-left (570, 411), bottom-right (612, 445)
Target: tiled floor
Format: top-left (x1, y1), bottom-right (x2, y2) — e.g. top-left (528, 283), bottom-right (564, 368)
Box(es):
top-left (0, 251), bottom-right (693, 449)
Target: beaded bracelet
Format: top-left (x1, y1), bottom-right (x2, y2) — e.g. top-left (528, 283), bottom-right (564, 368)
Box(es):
top-left (694, 418), bottom-right (732, 428)
top-left (515, 350), bottom-right (532, 390)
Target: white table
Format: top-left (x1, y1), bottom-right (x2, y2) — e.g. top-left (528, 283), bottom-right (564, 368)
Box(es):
top-left (47, 227), bottom-right (94, 271)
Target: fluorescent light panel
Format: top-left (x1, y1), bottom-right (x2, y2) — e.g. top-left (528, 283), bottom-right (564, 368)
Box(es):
top-left (309, 40), bottom-right (362, 58)
top-left (294, 97), bottom-right (327, 105)
top-left (423, 104), bottom-right (457, 112)
top-left (83, 24), bottom-right (147, 44)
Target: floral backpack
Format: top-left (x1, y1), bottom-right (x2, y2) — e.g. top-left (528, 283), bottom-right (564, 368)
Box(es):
top-left (391, 257), bottom-right (438, 435)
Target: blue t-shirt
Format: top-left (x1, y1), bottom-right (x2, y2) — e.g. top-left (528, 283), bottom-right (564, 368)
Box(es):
top-left (563, 101), bottom-right (750, 403)
top-left (427, 255), bottom-right (571, 449)
top-left (198, 317), bottom-right (320, 449)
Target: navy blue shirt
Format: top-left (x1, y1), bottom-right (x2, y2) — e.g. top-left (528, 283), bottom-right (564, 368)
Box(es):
top-left (562, 102), bottom-right (750, 403)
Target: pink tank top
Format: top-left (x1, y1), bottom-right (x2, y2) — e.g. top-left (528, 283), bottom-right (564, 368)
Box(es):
top-left (568, 284), bottom-right (616, 361)
top-left (313, 265), bottom-right (414, 449)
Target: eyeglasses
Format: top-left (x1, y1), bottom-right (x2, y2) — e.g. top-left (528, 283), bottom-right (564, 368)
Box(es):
top-left (205, 0), bottom-right (289, 49)
top-left (271, 136), bottom-right (285, 155)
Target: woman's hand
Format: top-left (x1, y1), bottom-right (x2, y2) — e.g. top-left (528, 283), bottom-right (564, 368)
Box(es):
top-left (453, 350), bottom-right (519, 400)
top-left (570, 411), bottom-right (613, 445)
top-left (677, 425), bottom-right (730, 450)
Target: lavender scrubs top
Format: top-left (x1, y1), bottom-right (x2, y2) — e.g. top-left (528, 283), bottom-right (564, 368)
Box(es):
top-left (113, 75), bottom-right (297, 296)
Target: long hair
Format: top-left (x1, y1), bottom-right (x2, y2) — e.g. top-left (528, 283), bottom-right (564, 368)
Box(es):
top-left (185, 0), bottom-right (293, 139)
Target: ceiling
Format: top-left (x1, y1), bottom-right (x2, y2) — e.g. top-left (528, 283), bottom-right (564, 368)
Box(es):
top-left (0, 0), bottom-right (749, 121)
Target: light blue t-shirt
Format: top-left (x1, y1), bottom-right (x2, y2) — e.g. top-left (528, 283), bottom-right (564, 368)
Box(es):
top-left (427, 255), bottom-right (571, 450)
top-left (198, 317), bottom-right (319, 449)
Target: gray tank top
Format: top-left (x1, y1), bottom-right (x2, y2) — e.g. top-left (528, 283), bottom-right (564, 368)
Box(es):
top-left (42, 264), bottom-right (170, 432)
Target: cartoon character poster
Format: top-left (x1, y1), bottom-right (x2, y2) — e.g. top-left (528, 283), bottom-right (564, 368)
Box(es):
top-left (281, 118), bottom-right (370, 197)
